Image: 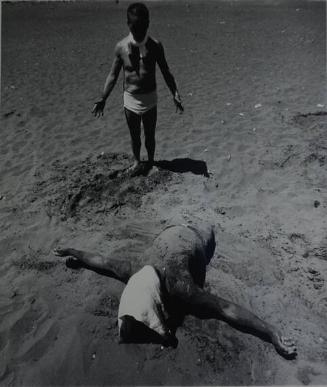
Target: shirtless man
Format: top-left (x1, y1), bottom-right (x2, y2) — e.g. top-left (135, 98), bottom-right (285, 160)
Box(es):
top-left (54, 222), bottom-right (297, 359)
top-left (92, 3), bottom-right (183, 174)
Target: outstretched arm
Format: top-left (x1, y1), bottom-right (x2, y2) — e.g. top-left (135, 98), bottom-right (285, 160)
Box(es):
top-left (214, 296), bottom-right (296, 358)
top-left (92, 44), bottom-right (122, 117)
top-left (174, 286), bottom-right (296, 358)
top-left (156, 42), bottom-right (183, 113)
top-left (54, 247), bottom-right (132, 284)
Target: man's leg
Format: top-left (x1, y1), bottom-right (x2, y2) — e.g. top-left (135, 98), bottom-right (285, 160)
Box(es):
top-left (124, 108), bottom-right (142, 170)
top-left (142, 106), bottom-right (157, 166)
top-left (53, 247), bottom-right (134, 284)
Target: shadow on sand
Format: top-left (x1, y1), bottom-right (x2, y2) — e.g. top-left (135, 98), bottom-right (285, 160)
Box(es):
top-left (119, 315), bottom-right (178, 348)
top-left (155, 158), bottom-right (209, 177)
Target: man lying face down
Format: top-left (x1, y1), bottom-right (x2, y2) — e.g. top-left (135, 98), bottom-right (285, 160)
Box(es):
top-left (54, 222), bottom-right (296, 358)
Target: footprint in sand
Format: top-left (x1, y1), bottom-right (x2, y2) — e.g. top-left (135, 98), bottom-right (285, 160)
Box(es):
top-left (306, 267), bottom-right (324, 290)
top-left (302, 152), bottom-right (326, 167)
top-left (2, 110), bottom-right (16, 119)
top-left (297, 365), bottom-right (321, 385)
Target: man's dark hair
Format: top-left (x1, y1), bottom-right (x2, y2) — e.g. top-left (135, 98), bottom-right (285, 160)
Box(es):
top-left (127, 3), bottom-right (149, 23)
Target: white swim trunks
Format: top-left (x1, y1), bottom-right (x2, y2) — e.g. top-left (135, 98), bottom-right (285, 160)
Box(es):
top-left (123, 90), bottom-right (157, 115)
top-left (118, 265), bottom-right (168, 337)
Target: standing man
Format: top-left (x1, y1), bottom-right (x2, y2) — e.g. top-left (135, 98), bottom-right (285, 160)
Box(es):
top-left (92, 3), bottom-right (183, 175)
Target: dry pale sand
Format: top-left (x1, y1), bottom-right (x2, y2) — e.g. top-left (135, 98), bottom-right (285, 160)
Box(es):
top-left (1, 0), bottom-right (327, 385)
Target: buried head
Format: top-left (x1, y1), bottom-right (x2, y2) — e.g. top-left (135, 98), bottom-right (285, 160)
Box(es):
top-left (168, 218), bottom-right (217, 264)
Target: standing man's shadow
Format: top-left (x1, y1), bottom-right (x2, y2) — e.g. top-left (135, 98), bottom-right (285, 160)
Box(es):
top-left (155, 158), bottom-right (209, 177)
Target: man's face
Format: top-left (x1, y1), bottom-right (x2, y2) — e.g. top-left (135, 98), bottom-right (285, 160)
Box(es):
top-left (128, 15), bottom-right (149, 42)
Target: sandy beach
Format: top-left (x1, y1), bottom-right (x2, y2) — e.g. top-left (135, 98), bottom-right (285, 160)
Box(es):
top-left (1, 0), bottom-right (326, 385)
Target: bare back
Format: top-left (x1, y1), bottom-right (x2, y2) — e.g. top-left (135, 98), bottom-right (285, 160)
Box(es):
top-left (144, 224), bottom-right (216, 292)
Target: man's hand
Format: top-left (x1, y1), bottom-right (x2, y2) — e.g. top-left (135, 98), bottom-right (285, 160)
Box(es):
top-left (271, 331), bottom-right (297, 359)
top-left (173, 92), bottom-right (184, 113)
top-left (92, 99), bottom-right (106, 118)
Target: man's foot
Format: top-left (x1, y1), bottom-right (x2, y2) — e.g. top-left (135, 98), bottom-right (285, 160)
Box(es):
top-left (272, 332), bottom-right (297, 359)
top-left (141, 160), bottom-right (154, 175)
top-left (147, 159), bottom-right (154, 168)
top-left (126, 161), bottom-right (143, 177)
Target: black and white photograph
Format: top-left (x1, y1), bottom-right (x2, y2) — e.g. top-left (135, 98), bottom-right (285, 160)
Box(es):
top-left (1, 0), bottom-right (326, 384)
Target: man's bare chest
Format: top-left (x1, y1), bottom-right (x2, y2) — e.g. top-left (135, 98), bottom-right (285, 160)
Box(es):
top-left (121, 47), bottom-right (156, 74)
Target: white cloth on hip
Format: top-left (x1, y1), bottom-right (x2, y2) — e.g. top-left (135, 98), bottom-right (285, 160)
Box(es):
top-left (127, 32), bottom-right (149, 58)
top-left (118, 265), bottom-right (168, 337)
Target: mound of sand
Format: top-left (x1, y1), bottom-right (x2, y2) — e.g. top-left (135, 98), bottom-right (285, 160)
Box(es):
top-left (32, 153), bottom-right (177, 220)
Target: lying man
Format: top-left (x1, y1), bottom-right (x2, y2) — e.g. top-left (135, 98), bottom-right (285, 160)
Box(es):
top-left (54, 222), bottom-right (296, 358)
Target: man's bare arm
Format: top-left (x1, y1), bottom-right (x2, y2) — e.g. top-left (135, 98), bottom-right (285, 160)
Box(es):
top-left (92, 45), bottom-right (123, 117)
top-left (156, 42), bottom-right (183, 112)
top-left (54, 247), bottom-right (132, 283)
top-left (216, 296), bottom-right (297, 358)
top-left (102, 46), bottom-right (123, 100)
top-left (171, 285), bottom-right (297, 358)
